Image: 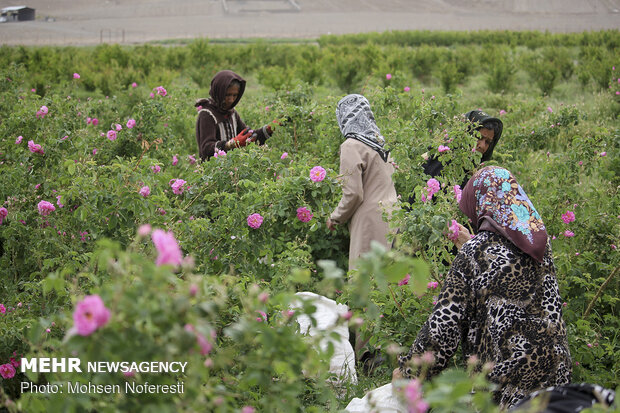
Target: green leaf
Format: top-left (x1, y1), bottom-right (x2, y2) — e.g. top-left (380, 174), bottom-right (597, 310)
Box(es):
top-left (385, 261), bottom-right (410, 283)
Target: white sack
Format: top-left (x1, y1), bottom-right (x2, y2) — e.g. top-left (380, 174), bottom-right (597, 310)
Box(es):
top-left (345, 383), bottom-right (407, 413)
top-left (291, 292), bottom-right (357, 384)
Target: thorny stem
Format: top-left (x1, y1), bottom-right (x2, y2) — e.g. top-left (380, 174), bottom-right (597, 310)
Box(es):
top-left (388, 285), bottom-right (406, 318)
top-left (583, 265), bottom-right (619, 318)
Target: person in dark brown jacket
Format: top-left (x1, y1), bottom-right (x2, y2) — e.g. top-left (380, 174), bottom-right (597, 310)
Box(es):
top-left (195, 70), bottom-right (273, 161)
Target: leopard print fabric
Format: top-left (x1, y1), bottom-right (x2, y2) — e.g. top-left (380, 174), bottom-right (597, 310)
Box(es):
top-left (398, 231), bottom-right (572, 409)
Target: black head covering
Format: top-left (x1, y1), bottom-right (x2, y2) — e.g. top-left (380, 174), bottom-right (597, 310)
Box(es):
top-left (465, 110), bottom-right (503, 162)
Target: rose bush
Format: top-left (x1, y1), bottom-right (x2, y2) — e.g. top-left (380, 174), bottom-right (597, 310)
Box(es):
top-left (0, 32), bottom-right (618, 411)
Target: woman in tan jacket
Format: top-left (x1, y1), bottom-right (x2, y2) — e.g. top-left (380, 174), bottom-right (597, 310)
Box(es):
top-left (327, 94), bottom-right (399, 270)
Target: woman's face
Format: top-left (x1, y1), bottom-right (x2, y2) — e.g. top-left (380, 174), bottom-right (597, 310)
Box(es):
top-left (223, 84), bottom-right (240, 110)
top-left (476, 127), bottom-right (495, 155)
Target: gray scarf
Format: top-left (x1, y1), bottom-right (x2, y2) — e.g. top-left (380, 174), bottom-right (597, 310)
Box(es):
top-left (336, 94), bottom-right (389, 162)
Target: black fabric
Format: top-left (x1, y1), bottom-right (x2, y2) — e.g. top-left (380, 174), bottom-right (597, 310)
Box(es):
top-left (510, 383), bottom-right (616, 413)
top-left (422, 156), bottom-right (444, 178)
top-left (406, 157), bottom-right (468, 206)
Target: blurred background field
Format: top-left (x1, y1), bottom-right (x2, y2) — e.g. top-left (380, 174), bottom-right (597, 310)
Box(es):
top-left (0, 0), bottom-right (619, 45)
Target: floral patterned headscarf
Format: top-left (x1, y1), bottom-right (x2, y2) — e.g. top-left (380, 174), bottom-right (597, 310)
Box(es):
top-left (459, 166), bottom-right (548, 262)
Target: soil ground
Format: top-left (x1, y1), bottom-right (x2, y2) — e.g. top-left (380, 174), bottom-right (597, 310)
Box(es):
top-left (0, 0), bottom-right (619, 46)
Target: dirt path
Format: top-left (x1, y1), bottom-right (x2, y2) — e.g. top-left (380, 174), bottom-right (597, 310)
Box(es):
top-left (1, 0), bottom-right (618, 46)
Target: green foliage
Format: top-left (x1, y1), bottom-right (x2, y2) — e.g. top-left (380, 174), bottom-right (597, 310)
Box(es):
top-left (486, 46), bottom-right (517, 93)
top-left (577, 46), bottom-right (617, 89)
top-left (0, 31), bottom-right (619, 411)
top-left (437, 60), bottom-right (463, 94)
top-left (522, 48), bottom-right (562, 96)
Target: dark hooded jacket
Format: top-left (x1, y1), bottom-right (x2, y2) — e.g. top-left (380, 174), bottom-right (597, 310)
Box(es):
top-left (408, 110), bottom-right (503, 204)
top-left (195, 70), bottom-right (271, 161)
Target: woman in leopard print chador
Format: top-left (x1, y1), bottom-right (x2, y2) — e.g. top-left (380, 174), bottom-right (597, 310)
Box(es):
top-left (398, 166), bottom-right (572, 409)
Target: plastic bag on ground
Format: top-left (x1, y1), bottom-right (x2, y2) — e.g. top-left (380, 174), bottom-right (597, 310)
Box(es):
top-left (290, 292), bottom-right (357, 384)
top-left (345, 383), bottom-right (408, 413)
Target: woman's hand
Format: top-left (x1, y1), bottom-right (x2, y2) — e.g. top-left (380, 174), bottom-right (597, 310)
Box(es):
top-left (326, 218), bottom-right (337, 231)
top-left (453, 222), bottom-right (472, 249)
top-left (392, 367), bottom-right (403, 382)
top-left (229, 128), bottom-right (252, 148)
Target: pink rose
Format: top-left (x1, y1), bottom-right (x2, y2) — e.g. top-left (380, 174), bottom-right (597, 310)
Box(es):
top-left (126, 119), bottom-right (136, 129)
top-left (247, 213), bottom-right (264, 229)
top-left (137, 224), bottom-right (152, 237)
top-left (561, 211), bottom-right (575, 224)
top-left (404, 379), bottom-right (429, 413)
top-left (453, 185), bottom-right (462, 203)
top-left (447, 219), bottom-right (459, 242)
top-left (0, 207), bottom-right (7, 225)
top-left (151, 229), bottom-right (183, 267)
top-left (154, 86), bottom-right (167, 96)
top-left (296, 207), bottom-right (313, 223)
top-left (0, 364), bottom-right (16, 379)
top-left (423, 178), bottom-right (441, 202)
top-left (72, 295), bottom-right (111, 336)
top-left (170, 179), bottom-right (187, 195)
top-left (309, 166), bottom-right (326, 182)
top-left (37, 200), bottom-right (55, 216)
top-left (139, 186), bottom-right (150, 197)
top-left (28, 140), bottom-right (44, 154)
top-left (36, 105), bottom-right (49, 119)
top-left (106, 130), bottom-right (117, 141)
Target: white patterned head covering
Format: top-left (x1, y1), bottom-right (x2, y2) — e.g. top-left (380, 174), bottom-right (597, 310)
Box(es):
top-left (336, 94), bottom-right (389, 161)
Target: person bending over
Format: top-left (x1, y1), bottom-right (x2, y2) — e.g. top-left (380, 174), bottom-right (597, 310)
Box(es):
top-left (397, 166), bottom-right (572, 410)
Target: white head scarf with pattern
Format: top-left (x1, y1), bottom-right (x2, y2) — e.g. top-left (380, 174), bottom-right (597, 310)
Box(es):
top-left (336, 94), bottom-right (389, 162)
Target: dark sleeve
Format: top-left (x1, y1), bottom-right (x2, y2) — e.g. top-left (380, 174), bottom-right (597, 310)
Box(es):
top-left (423, 157), bottom-right (444, 177)
top-left (196, 110), bottom-right (225, 161)
top-left (234, 112), bottom-right (273, 146)
top-left (408, 157), bottom-right (443, 205)
top-left (398, 249), bottom-right (474, 378)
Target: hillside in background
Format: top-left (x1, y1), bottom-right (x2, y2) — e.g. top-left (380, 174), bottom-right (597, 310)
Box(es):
top-left (0, 0), bottom-right (619, 45)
